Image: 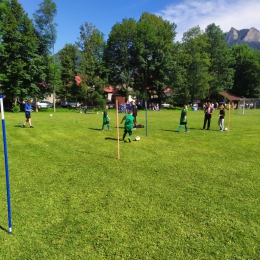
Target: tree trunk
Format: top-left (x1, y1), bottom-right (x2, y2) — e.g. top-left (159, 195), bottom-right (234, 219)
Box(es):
top-left (35, 96), bottom-right (38, 112)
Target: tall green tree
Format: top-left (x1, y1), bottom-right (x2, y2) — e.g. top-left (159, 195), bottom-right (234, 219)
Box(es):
top-left (47, 61), bottom-right (62, 97)
top-left (76, 22), bottom-right (106, 104)
top-left (58, 44), bottom-right (80, 99)
top-left (204, 23), bottom-right (234, 99)
top-left (181, 26), bottom-right (211, 103)
top-left (0, 0), bottom-right (42, 102)
top-left (231, 44), bottom-right (260, 97)
top-left (33, 0), bottom-right (58, 109)
top-left (131, 12), bottom-right (177, 104)
top-left (103, 18), bottom-right (137, 97)
top-left (33, 0), bottom-right (57, 54)
top-left (253, 50), bottom-right (260, 97)
top-left (167, 42), bottom-right (189, 105)
top-left (0, 0), bottom-right (8, 83)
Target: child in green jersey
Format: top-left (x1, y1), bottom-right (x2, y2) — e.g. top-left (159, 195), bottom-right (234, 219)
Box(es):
top-left (177, 105), bottom-right (189, 132)
top-left (120, 109), bottom-right (135, 142)
top-left (102, 105), bottom-right (111, 131)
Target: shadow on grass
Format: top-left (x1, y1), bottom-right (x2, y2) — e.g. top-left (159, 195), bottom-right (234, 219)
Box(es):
top-left (105, 137), bottom-right (119, 141)
top-left (0, 225), bottom-right (9, 234)
top-left (89, 127), bottom-right (124, 131)
top-left (88, 128), bottom-right (102, 131)
top-left (161, 127), bottom-right (209, 132)
top-left (160, 129), bottom-right (176, 132)
top-left (201, 129), bottom-right (221, 131)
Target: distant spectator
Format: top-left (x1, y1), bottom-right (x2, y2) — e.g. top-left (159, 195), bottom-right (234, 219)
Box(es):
top-left (153, 104), bottom-right (160, 111)
top-left (119, 103), bottom-right (123, 113)
top-left (126, 101), bottom-right (130, 112)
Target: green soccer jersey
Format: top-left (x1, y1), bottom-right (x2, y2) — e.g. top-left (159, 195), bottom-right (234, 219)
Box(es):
top-left (180, 109), bottom-right (187, 123)
top-left (124, 114), bottom-right (134, 131)
top-left (103, 110), bottom-right (109, 123)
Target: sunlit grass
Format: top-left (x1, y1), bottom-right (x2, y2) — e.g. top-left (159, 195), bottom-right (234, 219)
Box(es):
top-left (0, 109), bottom-right (259, 259)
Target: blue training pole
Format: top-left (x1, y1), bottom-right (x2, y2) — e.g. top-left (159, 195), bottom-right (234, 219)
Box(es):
top-left (145, 101), bottom-right (148, 138)
top-left (0, 95), bottom-right (12, 234)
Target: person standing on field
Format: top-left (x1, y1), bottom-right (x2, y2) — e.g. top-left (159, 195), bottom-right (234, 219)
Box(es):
top-left (218, 105), bottom-right (225, 131)
top-left (120, 109), bottom-right (135, 142)
top-left (101, 105), bottom-right (111, 131)
top-left (22, 100), bottom-right (34, 128)
top-left (177, 105), bottom-right (189, 132)
top-left (203, 102), bottom-right (213, 130)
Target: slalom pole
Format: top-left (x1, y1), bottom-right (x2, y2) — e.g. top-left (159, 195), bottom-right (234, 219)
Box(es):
top-left (145, 101), bottom-right (148, 138)
top-left (0, 94), bottom-right (12, 234)
top-left (116, 100), bottom-right (120, 159)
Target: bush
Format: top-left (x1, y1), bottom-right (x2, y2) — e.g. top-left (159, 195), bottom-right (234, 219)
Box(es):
top-left (12, 103), bottom-right (20, 113)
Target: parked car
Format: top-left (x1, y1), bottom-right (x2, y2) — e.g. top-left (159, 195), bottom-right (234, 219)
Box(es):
top-left (46, 101), bottom-right (53, 108)
top-left (107, 103), bottom-right (115, 109)
top-left (32, 100), bottom-right (53, 109)
top-left (61, 100), bottom-right (80, 108)
top-left (161, 103), bottom-right (171, 108)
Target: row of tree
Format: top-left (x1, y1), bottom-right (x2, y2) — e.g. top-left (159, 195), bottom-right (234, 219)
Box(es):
top-left (0, 0), bottom-right (260, 110)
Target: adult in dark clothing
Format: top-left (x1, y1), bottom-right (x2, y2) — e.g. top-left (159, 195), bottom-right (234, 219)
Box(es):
top-left (131, 101), bottom-right (138, 128)
top-left (203, 102), bottom-right (213, 130)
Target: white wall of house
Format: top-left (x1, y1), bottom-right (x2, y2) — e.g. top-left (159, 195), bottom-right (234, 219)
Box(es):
top-left (106, 93), bottom-right (113, 102)
top-left (42, 93), bottom-right (61, 103)
top-left (128, 95), bottom-right (135, 102)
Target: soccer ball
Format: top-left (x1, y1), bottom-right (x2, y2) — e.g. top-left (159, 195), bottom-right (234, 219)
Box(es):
top-left (50, 114), bottom-right (52, 117)
top-left (225, 127), bottom-right (228, 131)
top-left (135, 136), bottom-right (140, 141)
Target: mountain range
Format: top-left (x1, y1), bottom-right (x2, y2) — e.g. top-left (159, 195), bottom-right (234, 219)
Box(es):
top-left (225, 27), bottom-right (260, 50)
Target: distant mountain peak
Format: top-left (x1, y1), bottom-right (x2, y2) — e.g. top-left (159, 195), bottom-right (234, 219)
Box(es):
top-left (243, 27), bottom-right (260, 42)
top-left (225, 27), bottom-right (260, 50)
top-left (225, 27), bottom-right (239, 42)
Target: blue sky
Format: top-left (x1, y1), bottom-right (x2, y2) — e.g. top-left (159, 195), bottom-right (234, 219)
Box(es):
top-left (19, 0), bottom-right (259, 52)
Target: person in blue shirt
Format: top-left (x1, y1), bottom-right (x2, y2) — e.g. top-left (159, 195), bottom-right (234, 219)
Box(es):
top-left (22, 100), bottom-right (34, 128)
top-left (126, 101), bottom-right (130, 112)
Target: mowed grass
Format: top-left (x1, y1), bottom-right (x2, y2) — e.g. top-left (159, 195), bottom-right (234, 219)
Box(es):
top-left (0, 108), bottom-right (259, 259)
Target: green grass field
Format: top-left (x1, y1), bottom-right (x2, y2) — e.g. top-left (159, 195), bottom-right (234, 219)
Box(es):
top-left (0, 108), bottom-right (259, 259)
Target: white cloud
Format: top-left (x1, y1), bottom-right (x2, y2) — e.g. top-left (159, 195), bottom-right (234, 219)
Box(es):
top-left (157, 0), bottom-right (260, 41)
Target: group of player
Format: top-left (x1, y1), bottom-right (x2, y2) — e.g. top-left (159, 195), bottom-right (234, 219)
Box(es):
top-left (177, 102), bottom-right (226, 132)
top-left (102, 101), bottom-right (138, 142)
top-left (102, 101), bottom-right (227, 141)
top-left (21, 98), bottom-right (226, 136)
